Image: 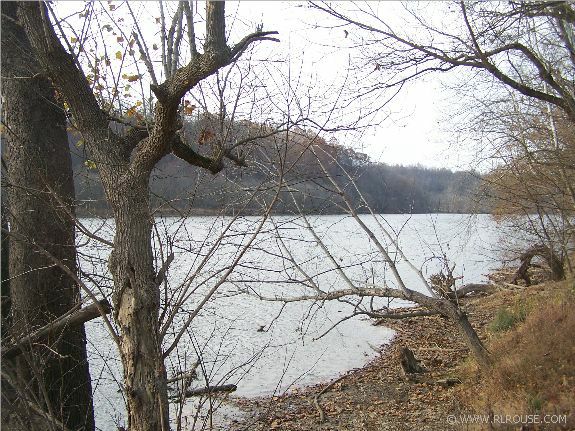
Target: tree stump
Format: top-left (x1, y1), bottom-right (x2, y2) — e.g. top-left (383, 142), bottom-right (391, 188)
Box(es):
top-left (398, 347), bottom-right (426, 375)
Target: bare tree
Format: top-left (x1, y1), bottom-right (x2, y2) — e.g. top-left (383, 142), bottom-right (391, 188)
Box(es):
top-left (311, 0), bottom-right (575, 280)
top-left (482, 101), bottom-right (574, 280)
top-left (247, 137), bottom-right (492, 368)
top-left (311, 1), bottom-right (575, 120)
top-left (14, 1), bottom-right (282, 428)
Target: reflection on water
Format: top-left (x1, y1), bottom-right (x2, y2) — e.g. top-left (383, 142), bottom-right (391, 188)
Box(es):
top-left (81, 213), bottom-right (500, 428)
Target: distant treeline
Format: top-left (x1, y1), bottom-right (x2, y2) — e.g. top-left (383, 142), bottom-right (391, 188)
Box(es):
top-left (70, 120), bottom-right (486, 216)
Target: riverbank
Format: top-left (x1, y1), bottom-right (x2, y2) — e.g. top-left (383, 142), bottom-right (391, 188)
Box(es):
top-left (225, 278), bottom-right (574, 430)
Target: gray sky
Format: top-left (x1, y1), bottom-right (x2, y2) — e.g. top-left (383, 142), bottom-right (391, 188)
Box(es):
top-left (56, 1), bottom-right (476, 170)
top-left (231, 2), bottom-right (471, 169)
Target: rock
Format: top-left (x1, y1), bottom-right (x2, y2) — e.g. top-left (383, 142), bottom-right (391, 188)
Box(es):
top-left (436, 377), bottom-right (461, 388)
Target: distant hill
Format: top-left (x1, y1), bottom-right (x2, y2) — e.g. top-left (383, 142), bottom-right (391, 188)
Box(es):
top-left (69, 119), bottom-right (486, 216)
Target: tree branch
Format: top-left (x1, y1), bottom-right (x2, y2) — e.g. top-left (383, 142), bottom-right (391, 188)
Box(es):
top-left (183, 1), bottom-right (197, 57)
top-left (204, 1), bottom-right (226, 54)
top-left (171, 133), bottom-right (223, 173)
top-left (2, 299), bottom-right (111, 360)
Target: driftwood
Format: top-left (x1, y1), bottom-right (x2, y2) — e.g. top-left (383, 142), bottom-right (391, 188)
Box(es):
top-left (398, 347), bottom-right (425, 375)
top-left (2, 299), bottom-right (111, 360)
top-left (446, 283), bottom-right (494, 299)
top-left (512, 244), bottom-right (565, 285)
top-left (180, 384), bottom-right (237, 398)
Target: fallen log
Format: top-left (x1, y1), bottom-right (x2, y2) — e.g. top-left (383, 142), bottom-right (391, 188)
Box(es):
top-left (2, 299), bottom-right (111, 360)
top-left (446, 283), bottom-right (494, 299)
top-left (179, 383), bottom-right (237, 398)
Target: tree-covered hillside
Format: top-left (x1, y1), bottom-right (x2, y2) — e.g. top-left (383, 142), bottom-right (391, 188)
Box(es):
top-left (69, 120), bottom-right (484, 216)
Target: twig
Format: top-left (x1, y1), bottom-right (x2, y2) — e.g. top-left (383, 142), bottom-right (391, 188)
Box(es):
top-left (313, 374), bottom-right (348, 423)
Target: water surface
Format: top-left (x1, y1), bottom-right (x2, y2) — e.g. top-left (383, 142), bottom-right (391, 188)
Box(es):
top-left (81, 213), bottom-right (501, 428)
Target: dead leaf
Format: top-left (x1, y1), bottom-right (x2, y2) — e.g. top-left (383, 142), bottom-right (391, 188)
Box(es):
top-left (183, 105), bottom-right (196, 115)
top-left (198, 129), bottom-right (215, 145)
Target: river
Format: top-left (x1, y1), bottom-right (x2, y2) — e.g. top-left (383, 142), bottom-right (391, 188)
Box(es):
top-left (80, 213), bottom-right (502, 429)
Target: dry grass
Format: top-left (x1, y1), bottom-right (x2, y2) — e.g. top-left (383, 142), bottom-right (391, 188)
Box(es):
top-left (461, 280), bottom-right (575, 429)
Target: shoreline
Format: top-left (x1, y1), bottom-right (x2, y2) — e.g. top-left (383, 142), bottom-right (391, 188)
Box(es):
top-left (183, 278), bottom-right (574, 430)
top-left (221, 279), bottom-right (574, 430)
top-left (226, 304), bottom-right (476, 430)
top-left (224, 289), bottom-right (504, 431)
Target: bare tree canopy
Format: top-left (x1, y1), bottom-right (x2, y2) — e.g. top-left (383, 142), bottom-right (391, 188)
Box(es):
top-left (312, 1), bottom-right (575, 121)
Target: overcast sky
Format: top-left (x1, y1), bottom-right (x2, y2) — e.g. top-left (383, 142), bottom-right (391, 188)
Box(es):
top-left (56, 1), bottom-right (477, 171)
top-left (218, 1), bottom-right (470, 168)
top-left (229, 2), bottom-right (474, 170)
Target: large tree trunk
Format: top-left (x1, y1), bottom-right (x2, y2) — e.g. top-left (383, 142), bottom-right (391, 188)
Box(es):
top-left (1, 3), bottom-right (95, 429)
top-left (1, 202), bottom-right (10, 339)
top-left (107, 176), bottom-right (170, 430)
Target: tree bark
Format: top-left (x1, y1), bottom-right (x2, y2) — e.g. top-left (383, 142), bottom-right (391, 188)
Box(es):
top-left (107, 178), bottom-right (170, 430)
top-left (1, 202), bottom-right (10, 340)
top-left (1, 3), bottom-right (94, 429)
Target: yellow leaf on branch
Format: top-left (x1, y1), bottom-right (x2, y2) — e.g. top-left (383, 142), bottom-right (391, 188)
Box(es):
top-left (183, 105), bottom-right (196, 115)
